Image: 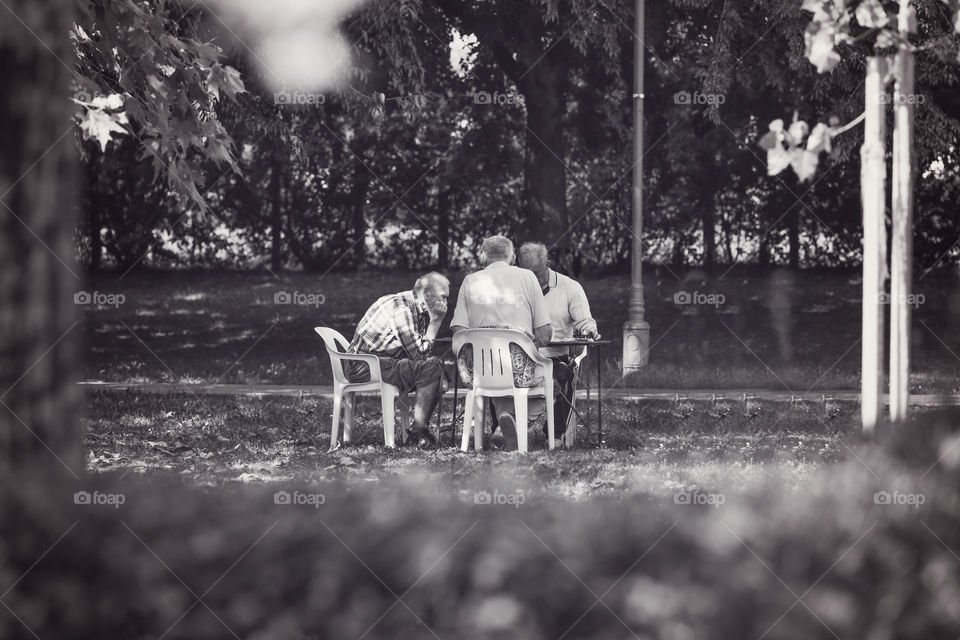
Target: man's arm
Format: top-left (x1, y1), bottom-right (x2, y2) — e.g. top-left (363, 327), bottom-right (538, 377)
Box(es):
top-left (533, 323), bottom-right (553, 347)
top-left (569, 280), bottom-right (599, 338)
top-left (449, 279), bottom-right (469, 334)
top-left (527, 271), bottom-right (553, 346)
top-left (392, 300), bottom-right (430, 360)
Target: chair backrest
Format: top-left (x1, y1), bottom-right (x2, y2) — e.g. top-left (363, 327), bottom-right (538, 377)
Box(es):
top-left (452, 328), bottom-right (547, 392)
top-left (314, 327), bottom-right (354, 384)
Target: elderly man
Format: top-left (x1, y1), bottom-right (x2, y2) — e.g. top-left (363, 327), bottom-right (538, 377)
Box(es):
top-left (450, 235), bottom-right (552, 449)
top-left (344, 272), bottom-right (449, 447)
top-left (518, 242), bottom-right (600, 440)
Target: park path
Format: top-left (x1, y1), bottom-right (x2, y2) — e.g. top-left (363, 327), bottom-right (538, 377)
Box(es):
top-left (78, 382), bottom-right (960, 405)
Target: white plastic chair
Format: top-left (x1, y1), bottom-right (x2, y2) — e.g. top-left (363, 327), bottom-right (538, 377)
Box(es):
top-left (314, 327), bottom-right (411, 449)
top-left (453, 328), bottom-right (555, 453)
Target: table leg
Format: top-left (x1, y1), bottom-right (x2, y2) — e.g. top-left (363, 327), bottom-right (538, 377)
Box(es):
top-left (597, 344), bottom-right (603, 446)
top-left (451, 369), bottom-right (459, 448)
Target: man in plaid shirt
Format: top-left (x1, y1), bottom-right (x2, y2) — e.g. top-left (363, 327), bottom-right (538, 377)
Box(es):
top-left (345, 272), bottom-right (450, 446)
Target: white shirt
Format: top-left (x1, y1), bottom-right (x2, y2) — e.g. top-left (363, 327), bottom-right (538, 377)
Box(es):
top-left (450, 261), bottom-right (551, 336)
top-left (539, 269), bottom-right (598, 358)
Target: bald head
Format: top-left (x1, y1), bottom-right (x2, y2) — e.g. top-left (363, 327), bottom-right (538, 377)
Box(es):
top-left (414, 272), bottom-right (450, 317)
top-left (479, 235), bottom-right (514, 266)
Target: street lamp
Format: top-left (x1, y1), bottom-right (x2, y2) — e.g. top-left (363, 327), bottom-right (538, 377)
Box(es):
top-left (622, 0), bottom-right (650, 372)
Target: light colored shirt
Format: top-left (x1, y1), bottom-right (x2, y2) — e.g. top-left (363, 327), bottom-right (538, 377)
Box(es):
top-left (450, 261), bottom-right (551, 336)
top-left (539, 269), bottom-right (598, 358)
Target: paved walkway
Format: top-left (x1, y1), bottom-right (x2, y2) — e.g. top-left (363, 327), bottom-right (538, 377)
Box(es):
top-left (78, 382), bottom-right (960, 405)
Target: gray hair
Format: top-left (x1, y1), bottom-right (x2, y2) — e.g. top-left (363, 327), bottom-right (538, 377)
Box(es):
top-left (414, 271), bottom-right (449, 294)
top-left (518, 242), bottom-right (548, 270)
top-left (480, 235), bottom-right (514, 266)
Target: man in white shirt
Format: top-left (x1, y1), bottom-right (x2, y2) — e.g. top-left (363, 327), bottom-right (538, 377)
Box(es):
top-left (451, 235), bottom-right (552, 449)
top-left (518, 242), bottom-right (600, 439)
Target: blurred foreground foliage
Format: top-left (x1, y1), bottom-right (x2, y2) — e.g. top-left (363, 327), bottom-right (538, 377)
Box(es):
top-left (3, 410), bottom-right (960, 638)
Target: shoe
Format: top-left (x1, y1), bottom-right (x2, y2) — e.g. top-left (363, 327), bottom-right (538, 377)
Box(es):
top-left (406, 428), bottom-right (437, 449)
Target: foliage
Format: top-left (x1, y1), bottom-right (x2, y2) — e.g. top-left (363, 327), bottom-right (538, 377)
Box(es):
top-left (73, 0), bottom-right (246, 213)
top-left (74, 0), bottom-right (960, 271)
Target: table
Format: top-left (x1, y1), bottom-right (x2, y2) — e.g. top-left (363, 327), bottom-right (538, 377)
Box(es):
top-left (434, 337), bottom-right (611, 447)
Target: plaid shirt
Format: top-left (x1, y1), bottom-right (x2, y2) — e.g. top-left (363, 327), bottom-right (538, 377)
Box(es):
top-left (347, 291), bottom-right (431, 365)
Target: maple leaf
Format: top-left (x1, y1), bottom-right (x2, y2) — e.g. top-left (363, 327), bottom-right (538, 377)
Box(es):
top-left (78, 108), bottom-right (128, 151)
top-left (208, 64), bottom-right (246, 101)
top-left (767, 146), bottom-right (792, 176)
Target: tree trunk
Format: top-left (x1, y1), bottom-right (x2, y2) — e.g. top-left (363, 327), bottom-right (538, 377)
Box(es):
top-left (270, 161), bottom-right (283, 273)
top-left (437, 189), bottom-right (451, 269)
top-left (85, 153), bottom-right (102, 271)
top-left (758, 232), bottom-right (770, 266)
top-left (788, 207), bottom-right (801, 269)
top-left (0, 0), bottom-right (81, 473)
top-left (350, 157), bottom-right (370, 267)
top-left (518, 58), bottom-right (570, 247)
top-left (701, 200), bottom-right (716, 268)
top-left (861, 56), bottom-right (888, 434)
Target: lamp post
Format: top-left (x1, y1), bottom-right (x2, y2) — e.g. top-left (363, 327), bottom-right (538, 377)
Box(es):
top-left (622, 0), bottom-right (650, 372)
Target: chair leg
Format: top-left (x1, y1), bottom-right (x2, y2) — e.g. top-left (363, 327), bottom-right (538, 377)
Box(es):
top-left (545, 380), bottom-right (555, 451)
top-left (398, 396), bottom-right (411, 443)
top-left (515, 390), bottom-right (529, 453)
top-left (461, 392), bottom-right (475, 452)
top-left (343, 394), bottom-right (356, 444)
top-left (331, 391), bottom-right (343, 450)
top-left (381, 390), bottom-right (397, 448)
top-left (473, 395), bottom-right (484, 452)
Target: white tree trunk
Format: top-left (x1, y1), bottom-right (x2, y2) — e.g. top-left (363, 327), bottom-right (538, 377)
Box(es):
top-left (860, 57), bottom-right (888, 434)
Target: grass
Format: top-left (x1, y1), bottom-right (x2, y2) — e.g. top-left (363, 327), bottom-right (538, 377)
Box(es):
top-left (81, 266), bottom-right (960, 392)
top-left (84, 390), bottom-right (861, 494)
top-left (0, 401), bottom-right (952, 638)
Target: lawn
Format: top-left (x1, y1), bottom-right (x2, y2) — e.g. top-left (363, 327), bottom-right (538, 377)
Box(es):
top-left (81, 266), bottom-right (960, 392)
top-left (8, 397), bottom-right (941, 638)
top-left (84, 390), bottom-right (861, 492)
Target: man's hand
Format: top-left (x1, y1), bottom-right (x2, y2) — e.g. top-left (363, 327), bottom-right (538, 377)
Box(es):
top-left (577, 326), bottom-right (601, 341)
top-left (429, 299), bottom-right (447, 323)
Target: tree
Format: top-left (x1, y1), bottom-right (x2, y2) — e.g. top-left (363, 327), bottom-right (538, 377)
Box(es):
top-left (0, 0), bottom-right (81, 472)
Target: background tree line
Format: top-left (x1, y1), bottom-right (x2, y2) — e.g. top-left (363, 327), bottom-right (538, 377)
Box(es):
top-left (73, 0), bottom-right (960, 273)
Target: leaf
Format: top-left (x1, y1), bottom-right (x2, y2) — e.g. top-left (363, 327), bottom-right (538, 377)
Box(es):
top-left (855, 0), bottom-right (888, 28)
top-left (767, 146), bottom-right (792, 176)
top-left (806, 26), bottom-right (842, 73)
top-left (806, 123), bottom-right (833, 154)
top-left (758, 130), bottom-right (779, 151)
top-left (208, 64), bottom-right (246, 101)
top-left (78, 108), bottom-right (128, 151)
top-left (788, 120), bottom-right (810, 144)
top-left (791, 149), bottom-right (820, 182)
